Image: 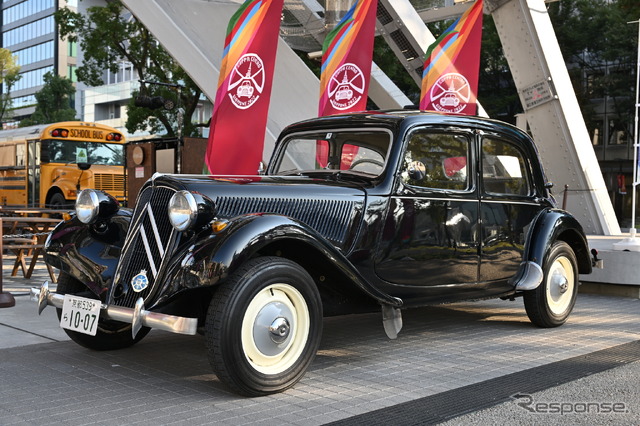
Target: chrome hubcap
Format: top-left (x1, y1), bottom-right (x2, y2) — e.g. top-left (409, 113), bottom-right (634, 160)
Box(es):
top-left (253, 301), bottom-right (293, 356)
top-left (269, 317), bottom-right (290, 344)
top-left (546, 255), bottom-right (574, 315)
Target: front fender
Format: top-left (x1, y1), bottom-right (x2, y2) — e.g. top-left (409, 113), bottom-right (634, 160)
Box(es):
top-left (170, 214), bottom-right (403, 308)
top-left (512, 208), bottom-right (591, 291)
top-left (44, 209), bottom-right (132, 299)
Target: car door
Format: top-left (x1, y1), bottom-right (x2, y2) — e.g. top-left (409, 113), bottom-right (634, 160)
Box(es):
top-left (479, 133), bottom-right (542, 286)
top-left (374, 127), bottom-right (480, 297)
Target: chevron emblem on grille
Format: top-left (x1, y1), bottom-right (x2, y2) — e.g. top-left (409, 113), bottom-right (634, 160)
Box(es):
top-left (138, 203), bottom-right (165, 277)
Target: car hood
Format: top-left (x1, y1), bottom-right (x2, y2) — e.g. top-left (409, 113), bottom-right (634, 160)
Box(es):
top-left (148, 174), bottom-right (367, 249)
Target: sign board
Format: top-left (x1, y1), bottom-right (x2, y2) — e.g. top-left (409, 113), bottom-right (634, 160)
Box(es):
top-left (520, 79), bottom-right (556, 111)
top-left (76, 148), bottom-right (88, 164)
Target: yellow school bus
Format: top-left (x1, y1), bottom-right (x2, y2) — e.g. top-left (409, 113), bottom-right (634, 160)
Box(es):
top-left (0, 121), bottom-right (126, 208)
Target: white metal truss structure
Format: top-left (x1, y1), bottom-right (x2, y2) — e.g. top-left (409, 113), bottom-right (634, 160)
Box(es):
top-left (121, 0), bottom-right (619, 235)
top-left (486, 0), bottom-right (619, 235)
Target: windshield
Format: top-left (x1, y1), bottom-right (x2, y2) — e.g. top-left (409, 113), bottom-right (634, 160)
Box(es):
top-left (43, 140), bottom-right (124, 166)
top-left (274, 129), bottom-right (391, 177)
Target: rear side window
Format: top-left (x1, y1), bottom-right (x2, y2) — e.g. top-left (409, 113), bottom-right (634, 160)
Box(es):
top-left (482, 137), bottom-right (532, 196)
top-left (402, 130), bottom-right (470, 191)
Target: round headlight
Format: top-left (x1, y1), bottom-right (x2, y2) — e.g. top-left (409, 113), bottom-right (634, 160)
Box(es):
top-left (168, 191), bottom-right (198, 231)
top-left (76, 189), bottom-right (100, 224)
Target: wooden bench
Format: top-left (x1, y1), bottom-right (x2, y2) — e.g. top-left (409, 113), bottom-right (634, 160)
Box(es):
top-left (1, 217), bottom-right (61, 282)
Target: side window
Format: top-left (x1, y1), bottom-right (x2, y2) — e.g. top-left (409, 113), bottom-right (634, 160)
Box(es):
top-left (402, 130), bottom-right (470, 191)
top-left (482, 137), bottom-right (532, 196)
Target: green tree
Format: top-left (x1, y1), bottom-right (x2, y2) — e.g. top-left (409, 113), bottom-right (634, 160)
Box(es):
top-left (55, 0), bottom-right (202, 137)
top-left (0, 48), bottom-right (21, 123)
top-left (548, 0), bottom-right (638, 141)
top-left (20, 72), bottom-right (77, 126)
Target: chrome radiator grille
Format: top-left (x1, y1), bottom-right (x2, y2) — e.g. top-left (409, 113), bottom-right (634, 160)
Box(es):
top-left (215, 196), bottom-right (355, 244)
top-left (111, 186), bottom-right (177, 307)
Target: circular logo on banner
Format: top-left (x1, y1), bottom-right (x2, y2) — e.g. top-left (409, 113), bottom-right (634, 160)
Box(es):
top-left (429, 73), bottom-right (471, 114)
top-left (327, 63), bottom-right (366, 110)
top-left (228, 53), bottom-right (265, 110)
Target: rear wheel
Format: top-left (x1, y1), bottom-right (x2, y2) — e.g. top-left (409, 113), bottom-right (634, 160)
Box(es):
top-left (56, 273), bottom-right (150, 350)
top-left (205, 257), bottom-right (322, 396)
top-left (524, 241), bottom-right (578, 327)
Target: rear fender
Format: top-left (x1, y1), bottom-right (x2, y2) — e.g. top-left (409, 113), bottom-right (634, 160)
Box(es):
top-left (511, 208), bottom-right (591, 291)
top-left (170, 214), bottom-right (403, 308)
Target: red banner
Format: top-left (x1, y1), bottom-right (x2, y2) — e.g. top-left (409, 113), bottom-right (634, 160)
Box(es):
top-left (317, 0), bottom-right (378, 168)
top-left (420, 0), bottom-right (483, 115)
top-left (205, 0), bottom-right (284, 174)
top-left (318, 0), bottom-right (378, 117)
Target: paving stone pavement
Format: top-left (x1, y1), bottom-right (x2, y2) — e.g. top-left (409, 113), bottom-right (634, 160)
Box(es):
top-left (1, 256), bottom-right (639, 425)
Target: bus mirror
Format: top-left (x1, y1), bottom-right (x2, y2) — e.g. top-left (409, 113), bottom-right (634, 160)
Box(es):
top-left (78, 162), bottom-right (91, 171)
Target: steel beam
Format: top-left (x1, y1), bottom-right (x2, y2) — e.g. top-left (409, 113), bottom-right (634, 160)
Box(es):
top-left (489, 0), bottom-right (619, 234)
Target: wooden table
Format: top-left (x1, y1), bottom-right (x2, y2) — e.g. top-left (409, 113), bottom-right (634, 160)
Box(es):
top-left (0, 207), bottom-right (72, 218)
top-left (1, 216), bottom-right (62, 282)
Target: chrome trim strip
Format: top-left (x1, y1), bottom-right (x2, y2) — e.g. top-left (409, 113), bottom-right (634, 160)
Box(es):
top-left (138, 226), bottom-right (158, 277)
top-left (481, 199), bottom-right (540, 206)
top-left (391, 196), bottom-right (480, 202)
top-left (146, 203), bottom-right (165, 256)
top-left (31, 282), bottom-right (198, 337)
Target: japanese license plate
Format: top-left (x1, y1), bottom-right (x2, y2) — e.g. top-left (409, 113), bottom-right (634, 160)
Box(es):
top-left (60, 294), bottom-right (101, 336)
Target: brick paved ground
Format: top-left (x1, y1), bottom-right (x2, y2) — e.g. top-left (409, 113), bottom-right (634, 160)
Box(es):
top-left (1, 256), bottom-right (639, 425)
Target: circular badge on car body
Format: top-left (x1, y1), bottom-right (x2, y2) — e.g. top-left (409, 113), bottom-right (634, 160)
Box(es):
top-left (228, 53), bottom-right (265, 110)
top-left (131, 270), bottom-right (149, 293)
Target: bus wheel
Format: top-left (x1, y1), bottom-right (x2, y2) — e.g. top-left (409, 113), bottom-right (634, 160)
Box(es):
top-left (49, 193), bottom-right (70, 209)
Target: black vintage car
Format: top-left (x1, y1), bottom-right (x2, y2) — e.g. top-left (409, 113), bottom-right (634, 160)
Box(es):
top-left (32, 111), bottom-right (594, 396)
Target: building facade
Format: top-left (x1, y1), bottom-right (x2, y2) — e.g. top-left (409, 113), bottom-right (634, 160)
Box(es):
top-left (1, 0), bottom-right (78, 126)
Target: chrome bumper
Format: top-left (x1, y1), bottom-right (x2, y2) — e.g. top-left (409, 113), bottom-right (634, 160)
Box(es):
top-left (30, 281), bottom-right (198, 338)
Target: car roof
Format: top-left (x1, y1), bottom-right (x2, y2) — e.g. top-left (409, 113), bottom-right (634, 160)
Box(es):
top-left (282, 110), bottom-right (529, 140)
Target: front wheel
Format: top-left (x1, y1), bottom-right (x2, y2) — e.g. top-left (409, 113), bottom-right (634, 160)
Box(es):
top-left (49, 192), bottom-right (71, 210)
top-left (55, 273), bottom-right (150, 350)
top-left (205, 257), bottom-right (323, 396)
top-left (524, 241), bottom-right (578, 327)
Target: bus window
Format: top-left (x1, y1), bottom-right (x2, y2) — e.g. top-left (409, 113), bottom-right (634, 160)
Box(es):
top-left (44, 140), bottom-right (124, 166)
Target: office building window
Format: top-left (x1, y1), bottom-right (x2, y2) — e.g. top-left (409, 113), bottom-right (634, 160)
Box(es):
top-left (10, 94), bottom-right (37, 108)
top-left (67, 41), bottom-right (77, 58)
top-left (68, 65), bottom-right (77, 83)
top-left (14, 41), bottom-right (54, 66)
top-left (3, 0), bottom-right (55, 26)
top-left (3, 16), bottom-right (55, 48)
top-left (13, 66), bottom-right (54, 92)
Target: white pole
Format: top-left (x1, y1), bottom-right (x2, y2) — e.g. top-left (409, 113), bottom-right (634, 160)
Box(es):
top-left (631, 19), bottom-right (640, 236)
top-left (613, 20), bottom-right (640, 249)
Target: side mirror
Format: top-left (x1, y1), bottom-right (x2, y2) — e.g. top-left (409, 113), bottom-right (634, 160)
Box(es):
top-left (77, 162), bottom-right (91, 171)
